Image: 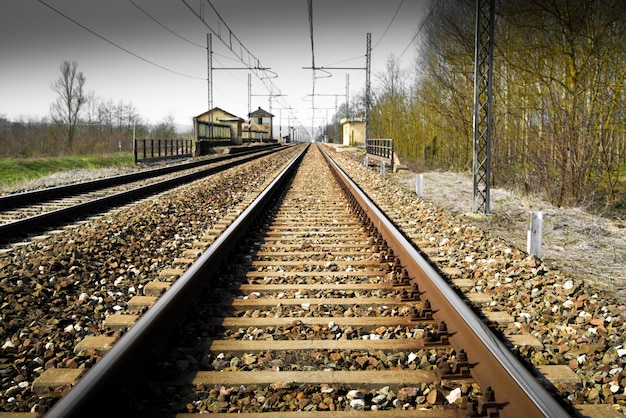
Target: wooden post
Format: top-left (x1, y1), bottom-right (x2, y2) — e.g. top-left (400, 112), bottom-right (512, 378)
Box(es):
top-left (527, 212), bottom-right (543, 258)
top-left (416, 174), bottom-right (424, 197)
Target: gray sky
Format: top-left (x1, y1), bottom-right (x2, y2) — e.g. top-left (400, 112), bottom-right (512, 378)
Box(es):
top-left (1, 0), bottom-right (427, 134)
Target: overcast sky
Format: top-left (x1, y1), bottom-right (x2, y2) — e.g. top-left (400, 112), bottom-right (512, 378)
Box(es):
top-left (1, 0), bottom-right (427, 135)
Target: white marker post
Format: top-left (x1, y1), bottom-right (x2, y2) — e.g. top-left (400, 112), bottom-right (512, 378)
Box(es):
top-left (416, 174), bottom-right (424, 197)
top-left (380, 162), bottom-right (385, 176)
top-left (527, 212), bottom-right (543, 258)
top-left (364, 155), bottom-right (368, 167)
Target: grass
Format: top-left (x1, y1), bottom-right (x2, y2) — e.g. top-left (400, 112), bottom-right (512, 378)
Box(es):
top-left (0, 153), bottom-right (135, 188)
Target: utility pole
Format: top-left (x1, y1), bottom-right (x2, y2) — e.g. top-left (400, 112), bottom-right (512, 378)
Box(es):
top-left (207, 33), bottom-right (213, 140)
top-left (365, 32), bottom-right (371, 140)
top-left (248, 73), bottom-right (251, 118)
top-left (472, 0), bottom-right (495, 214)
top-left (345, 74), bottom-right (350, 120)
top-left (207, 33), bottom-right (213, 112)
top-left (302, 33), bottom-right (370, 143)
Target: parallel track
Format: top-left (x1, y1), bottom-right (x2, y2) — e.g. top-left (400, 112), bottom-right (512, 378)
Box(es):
top-left (0, 145), bottom-right (281, 244)
top-left (40, 144), bottom-right (570, 417)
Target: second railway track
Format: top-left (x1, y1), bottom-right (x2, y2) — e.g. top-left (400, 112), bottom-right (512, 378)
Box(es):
top-left (39, 144), bottom-right (572, 417)
top-left (0, 145), bottom-right (281, 244)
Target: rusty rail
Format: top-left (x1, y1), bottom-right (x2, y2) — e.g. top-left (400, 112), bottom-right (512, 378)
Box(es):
top-left (320, 145), bottom-right (571, 418)
top-left (42, 145), bottom-right (308, 418)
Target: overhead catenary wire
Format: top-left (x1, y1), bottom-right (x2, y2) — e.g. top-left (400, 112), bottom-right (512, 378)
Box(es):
top-left (128, 0), bottom-right (206, 49)
top-left (372, 0), bottom-right (405, 49)
top-left (308, 0), bottom-right (316, 139)
top-left (38, 0), bottom-right (205, 81)
top-left (398, 0), bottom-right (440, 60)
top-left (180, 0), bottom-right (301, 126)
top-left (128, 0), bottom-right (245, 65)
top-left (126, 0), bottom-right (257, 106)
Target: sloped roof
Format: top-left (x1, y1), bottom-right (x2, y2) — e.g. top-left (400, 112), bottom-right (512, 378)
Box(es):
top-left (196, 107), bottom-right (244, 121)
top-left (248, 107), bottom-right (274, 118)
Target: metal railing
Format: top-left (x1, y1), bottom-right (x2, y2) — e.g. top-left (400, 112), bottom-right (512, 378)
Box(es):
top-left (365, 138), bottom-right (394, 171)
top-left (134, 138), bottom-right (193, 164)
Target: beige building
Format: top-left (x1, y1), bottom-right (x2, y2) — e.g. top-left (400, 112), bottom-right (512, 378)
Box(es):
top-left (341, 118), bottom-right (366, 147)
top-left (194, 107), bottom-right (243, 145)
top-left (247, 107), bottom-right (275, 141)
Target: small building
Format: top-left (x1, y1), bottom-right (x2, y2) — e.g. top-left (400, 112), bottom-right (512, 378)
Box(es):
top-left (248, 107), bottom-right (274, 141)
top-left (194, 107), bottom-right (243, 155)
top-left (242, 121), bottom-right (270, 142)
top-left (341, 118), bottom-right (366, 147)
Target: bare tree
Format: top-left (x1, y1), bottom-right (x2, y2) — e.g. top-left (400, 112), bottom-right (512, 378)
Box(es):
top-left (50, 60), bottom-right (86, 148)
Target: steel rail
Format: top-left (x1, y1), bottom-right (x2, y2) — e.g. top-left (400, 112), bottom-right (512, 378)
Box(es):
top-left (319, 145), bottom-right (571, 418)
top-left (0, 144), bottom-right (281, 210)
top-left (0, 146), bottom-right (282, 244)
top-left (42, 144), bottom-right (308, 418)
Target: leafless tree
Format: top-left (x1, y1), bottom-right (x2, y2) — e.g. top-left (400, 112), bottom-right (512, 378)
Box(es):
top-left (50, 60), bottom-right (86, 148)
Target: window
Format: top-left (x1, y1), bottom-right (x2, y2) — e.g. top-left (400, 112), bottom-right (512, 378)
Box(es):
top-left (258, 117), bottom-right (263, 124)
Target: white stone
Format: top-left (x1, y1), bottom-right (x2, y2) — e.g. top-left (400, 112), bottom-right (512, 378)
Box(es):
top-left (446, 387), bottom-right (462, 404)
top-left (2, 340), bottom-right (15, 350)
top-left (372, 394), bottom-right (386, 404)
top-left (346, 390), bottom-right (363, 400)
top-left (350, 399), bottom-right (365, 409)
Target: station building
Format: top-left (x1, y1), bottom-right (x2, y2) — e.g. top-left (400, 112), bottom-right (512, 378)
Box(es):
top-left (193, 107), bottom-right (244, 155)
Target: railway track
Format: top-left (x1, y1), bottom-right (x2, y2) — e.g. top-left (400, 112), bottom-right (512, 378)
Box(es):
top-left (0, 145), bottom-right (281, 244)
top-left (37, 144), bottom-right (573, 417)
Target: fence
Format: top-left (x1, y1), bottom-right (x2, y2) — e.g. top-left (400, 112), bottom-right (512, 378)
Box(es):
top-left (134, 138), bottom-right (193, 164)
top-left (366, 138), bottom-right (394, 171)
top-left (196, 121), bottom-right (232, 146)
top-left (242, 129), bottom-right (269, 143)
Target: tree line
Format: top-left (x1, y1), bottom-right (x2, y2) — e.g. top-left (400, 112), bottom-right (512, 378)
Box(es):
top-left (0, 61), bottom-right (186, 158)
top-left (359, 0), bottom-right (625, 210)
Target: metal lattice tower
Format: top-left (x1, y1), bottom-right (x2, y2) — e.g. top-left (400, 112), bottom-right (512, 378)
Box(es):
top-left (207, 33), bottom-right (213, 112)
top-left (472, 0), bottom-right (495, 214)
top-left (365, 32), bottom-right (372, 140)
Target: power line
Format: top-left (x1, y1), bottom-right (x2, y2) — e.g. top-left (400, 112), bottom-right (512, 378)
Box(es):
top-left (181, 0), bottom-right (300, 125)
top-left (373, 0), bottom-right (405, 49)
top-left (180, 1), bottom-right (283, 95)
top-left (321, 55), bottom-right (364, 68)
top-left (398, 0), bottom-right (440, 60)
top-left (129, 0), bottom-right (241, 65)
top-left (38, 0), bottom-right (205, 80)
top-left (128, 0), bottom-right (205, 49)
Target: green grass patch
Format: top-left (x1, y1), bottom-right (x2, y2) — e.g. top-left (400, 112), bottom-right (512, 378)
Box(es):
top-left (0, 153), bottom-right (135, 188)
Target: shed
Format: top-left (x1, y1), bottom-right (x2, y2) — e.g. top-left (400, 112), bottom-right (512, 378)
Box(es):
top-left (341, 118), bottom-right (366, 147)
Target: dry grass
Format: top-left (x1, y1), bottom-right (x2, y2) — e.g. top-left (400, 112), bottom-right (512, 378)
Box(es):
top-left (392, 170), bottom-right (626, 293)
